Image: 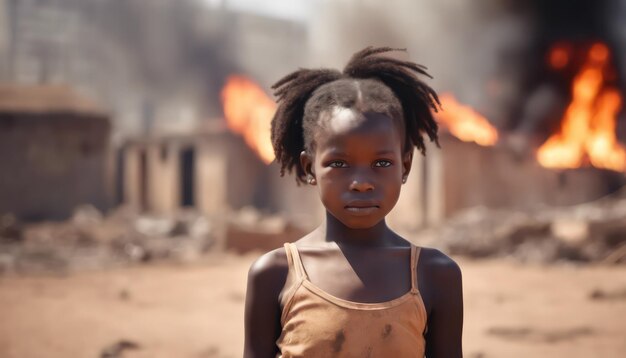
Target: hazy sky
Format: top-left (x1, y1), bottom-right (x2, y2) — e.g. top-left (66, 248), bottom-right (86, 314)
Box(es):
top-left (201, 0), bottom-right (313, 21)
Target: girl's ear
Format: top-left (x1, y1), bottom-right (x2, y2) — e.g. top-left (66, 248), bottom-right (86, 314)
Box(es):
top-left (402, 149), bottom-right (413, 180)
top-left (299, 150), bottom-right (315, 183)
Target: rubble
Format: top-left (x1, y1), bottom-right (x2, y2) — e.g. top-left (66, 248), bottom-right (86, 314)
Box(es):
top-left (1, 186), bottom-right (624, 274)
top-left (224, 206), bottom-right (307, 253)
top-left (0, 204), bottom-right (305, 274)
top-left (487, 326), bottom-right (594, 343)
top-left (0, 213), bottom-right (22, 242)
top-left (0, 205), bottom-right (220, 274)
top-left (71, 205), bottom-right (104, 227)
top-left (589, 287), bottom-right (626, 301)
top-left (414, 187), bottom-right (626, 264)
top-left (100, 340), bottom-right (141, 358)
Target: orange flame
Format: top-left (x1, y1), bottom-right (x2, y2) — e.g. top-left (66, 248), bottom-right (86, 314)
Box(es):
top-left (435, 93), bottom-right (498, 146)
top-left (537, 43), bottom-right (626, 172)
top-left (548, 43), bottom-right (571, 70)
top-left (221, 75), bottom-right (276, 164)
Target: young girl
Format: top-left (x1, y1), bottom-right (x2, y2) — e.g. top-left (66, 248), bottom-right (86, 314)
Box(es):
top-left (244, 47), bottom-right (463, 358)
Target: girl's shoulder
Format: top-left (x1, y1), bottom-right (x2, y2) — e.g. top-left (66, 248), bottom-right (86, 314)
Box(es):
top-left (246, 230), bottom-right (326, 297)
top-left (247, 231), bottom-right (320, 282)
top-left (415, 247), bottom-right (462, 299)
top-left (417, 247), bottom-right (462, 284)
top-left (246, 246), bottom-right (292, 314)
top-left (247, 246), bottom-right (290, 290)
top-left (418, 246), bottom-right (461, 269)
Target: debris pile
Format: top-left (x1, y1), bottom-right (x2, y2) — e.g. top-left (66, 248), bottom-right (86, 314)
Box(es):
top-left (415, 189), bottom-right (626, 264)
top-left (0, 205), bottom-right (214, 274)
top-left (224, 206), bottom-right (307, 254)
top-left (2, 188), bottom-right (625, 273)
top-left (0, 204), bottom-right (308, 274)
top-left (0, 205), bottom-right (305, 273)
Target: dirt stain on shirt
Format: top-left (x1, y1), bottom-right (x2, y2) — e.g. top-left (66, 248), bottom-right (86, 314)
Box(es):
top-left (382, 324), bottom-right (393, 339)
top-left (333, 330), bottom-right (346, 353)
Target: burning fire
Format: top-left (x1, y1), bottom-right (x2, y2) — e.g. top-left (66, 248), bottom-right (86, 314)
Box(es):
top-left (548, 43), bottom-right (571, 70)
top-left (221, 75), bottom-right (276, 164)
top-left (537, 43), bottom-right (626, 172)
top-left (435, 93), bottom-right (499, 146)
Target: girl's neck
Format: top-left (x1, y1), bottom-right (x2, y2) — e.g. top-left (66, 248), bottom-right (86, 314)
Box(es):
top-left (320, 211), bottom-right (394, 247)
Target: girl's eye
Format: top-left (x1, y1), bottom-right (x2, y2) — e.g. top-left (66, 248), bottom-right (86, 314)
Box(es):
top-left (328, 161), bottom-right (347, 168)
top-left (374, 160), bottom-right (392, 168)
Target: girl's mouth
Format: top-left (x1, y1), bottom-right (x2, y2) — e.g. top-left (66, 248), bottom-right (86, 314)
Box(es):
top-left (344, 204), bottom-right (380, 215)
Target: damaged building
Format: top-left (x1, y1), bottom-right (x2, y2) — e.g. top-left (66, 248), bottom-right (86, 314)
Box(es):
top-left (0, 85), bottom-right (112, 220)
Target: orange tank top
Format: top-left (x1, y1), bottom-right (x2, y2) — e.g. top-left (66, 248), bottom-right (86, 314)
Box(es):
top-left (277, 243), bottom-right (427, 357)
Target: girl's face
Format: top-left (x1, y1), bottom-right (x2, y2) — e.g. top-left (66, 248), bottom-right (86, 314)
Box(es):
top-left (301, 107), bottom-right (412, 229)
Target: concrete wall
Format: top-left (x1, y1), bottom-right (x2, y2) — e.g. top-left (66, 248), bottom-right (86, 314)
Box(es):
top-left (197, 141), bottom-right (228, 216)
top-left (0, 0), bottom-right (10, 81)
top-left (119, 131), bottom-right (624, 233)
top-left (120, 132), bottom-right (270, 216)
top-left (122, 144), bottom-right (141, 211)
top-left (266, 163), bottom-right (324, 231)
top-left (146, 143), bottom-right (179, 214)
top-left (387, 151), bottom-right (428, 232)
top-left (385, 133), bottom-right (624, 228)
top-left (0, 112), bottom-right (111, 220)
top-left (434, 134), bottom-right (625, 219)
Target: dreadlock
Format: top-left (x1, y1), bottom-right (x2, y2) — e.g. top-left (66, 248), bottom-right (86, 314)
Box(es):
top-left (270, 46), bottom-right (440, 184)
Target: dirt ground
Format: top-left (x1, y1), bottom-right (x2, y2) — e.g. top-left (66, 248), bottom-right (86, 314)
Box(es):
top-left (1, 253), bottom-right (625, 358)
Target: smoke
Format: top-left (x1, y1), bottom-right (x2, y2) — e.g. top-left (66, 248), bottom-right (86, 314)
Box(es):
top-left (3, 0), bottom-right (238, 137)
top-left (307, 0), bottom-right (534, 128)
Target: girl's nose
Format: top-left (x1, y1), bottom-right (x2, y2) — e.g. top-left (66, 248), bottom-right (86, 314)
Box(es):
top-left (349, 178), bottom-right (374, 192)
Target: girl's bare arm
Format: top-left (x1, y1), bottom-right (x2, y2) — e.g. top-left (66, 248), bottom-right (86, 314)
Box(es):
top-left (422, 249), bottom-right (464, 358)
top-left (243, 249), bottom-right (289, 358)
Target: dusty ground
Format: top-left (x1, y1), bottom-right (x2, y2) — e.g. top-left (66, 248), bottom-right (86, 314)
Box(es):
top-left (0, 253), bottom-right (625, 358)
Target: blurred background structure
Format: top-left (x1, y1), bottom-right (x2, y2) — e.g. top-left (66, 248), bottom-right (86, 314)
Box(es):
top-left (1, 1), bottom-right (626, 357)
top-left (2, 0), bottom-right (626, 222)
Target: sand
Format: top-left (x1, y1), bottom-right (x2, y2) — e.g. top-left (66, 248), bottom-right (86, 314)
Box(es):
top-left (1, 253), bottom-right (625, 358)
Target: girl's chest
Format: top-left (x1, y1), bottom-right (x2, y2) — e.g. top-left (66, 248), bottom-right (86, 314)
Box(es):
top-left (300, 251), bottom-right (413, 303)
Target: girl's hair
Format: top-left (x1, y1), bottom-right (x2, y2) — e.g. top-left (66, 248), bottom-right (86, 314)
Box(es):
top-left (271, 46), bottom-right (441, 184)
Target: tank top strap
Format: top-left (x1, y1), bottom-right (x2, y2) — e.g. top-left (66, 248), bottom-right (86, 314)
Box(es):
top-left (283, 243), bottom-right (308, 280)
top-left (410, 244), bottom-right (421, 292)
